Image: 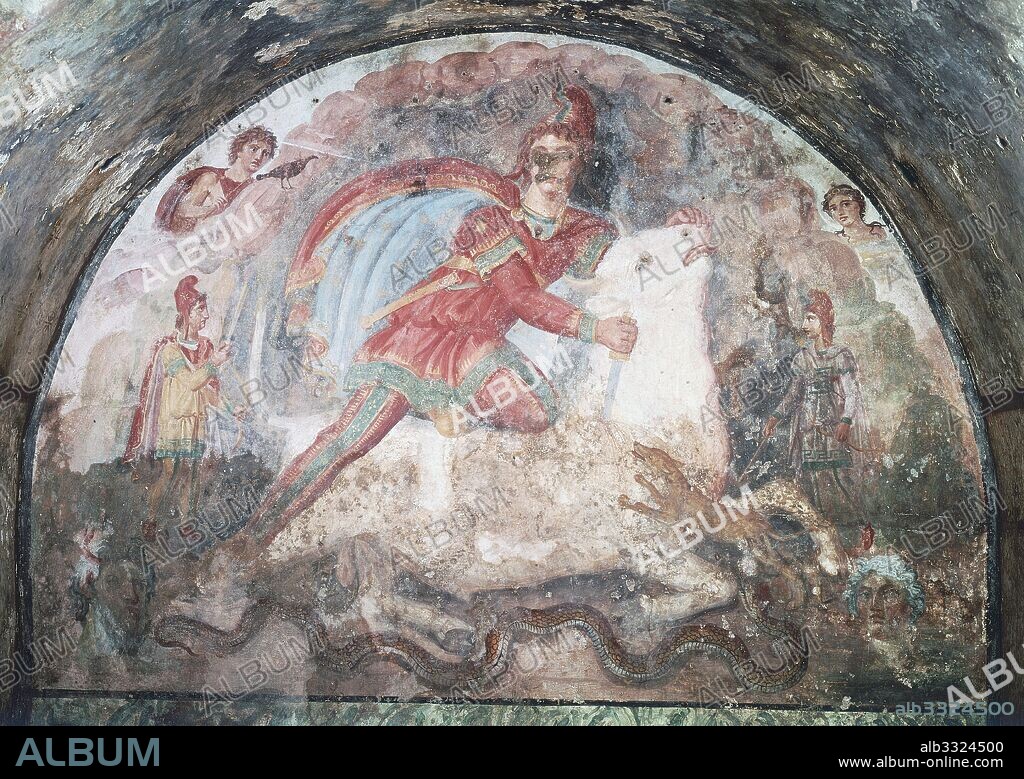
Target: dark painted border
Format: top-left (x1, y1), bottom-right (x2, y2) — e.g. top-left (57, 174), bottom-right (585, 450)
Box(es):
top-left (12, 24), bottom-right (1001, 725)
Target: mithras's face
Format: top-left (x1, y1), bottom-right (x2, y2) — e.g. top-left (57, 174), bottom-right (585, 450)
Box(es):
top-left (674, 224), bottom-right (715, 267)
top-left (528, 134), bottom-right (583, 199)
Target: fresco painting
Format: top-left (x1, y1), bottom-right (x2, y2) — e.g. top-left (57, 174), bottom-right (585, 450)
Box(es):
top-left (29, 34), bottom-right (988, 709)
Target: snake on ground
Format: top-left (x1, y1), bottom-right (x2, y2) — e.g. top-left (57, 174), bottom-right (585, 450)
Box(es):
top-left (154, 583), bottom-right (807, 694)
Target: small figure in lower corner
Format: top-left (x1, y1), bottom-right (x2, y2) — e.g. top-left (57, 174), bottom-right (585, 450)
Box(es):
top-left (123, 275), bottom-right (236, 540)
top-left (844, 552), bottom-right (925, 672)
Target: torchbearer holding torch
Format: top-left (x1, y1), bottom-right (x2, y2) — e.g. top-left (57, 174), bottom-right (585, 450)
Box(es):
top-left (761, 289), bottom-right (868, 514)
top-left (123, 275), bottom-right (240, 540)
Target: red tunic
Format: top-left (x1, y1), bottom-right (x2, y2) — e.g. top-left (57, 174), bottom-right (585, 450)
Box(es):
top-left (344, 203), bottom-right (617, 411)
top-left (154, 166), bottom-right (251, 234)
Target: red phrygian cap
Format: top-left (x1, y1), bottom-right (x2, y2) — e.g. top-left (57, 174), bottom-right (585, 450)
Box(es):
top-left (510, 84), bottom-right (598, 181)
top-left (543, 84), bottom-right (597, 150)
top-left (805, 288), bottom-right (836, 346)
top-left (174, 274), bottom-right (206, 324)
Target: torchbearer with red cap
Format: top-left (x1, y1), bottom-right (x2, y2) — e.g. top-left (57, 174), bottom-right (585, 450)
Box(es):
top-left (124, 275), bottom-right (234, 539)
top-left (762, 289), bottom-right (868, 510)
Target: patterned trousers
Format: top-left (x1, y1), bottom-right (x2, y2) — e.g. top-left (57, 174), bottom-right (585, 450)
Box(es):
top-left (250, 364), bottom-right (555, 545)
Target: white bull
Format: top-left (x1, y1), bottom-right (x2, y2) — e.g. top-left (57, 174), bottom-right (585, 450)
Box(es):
top-left (580, 223), bottom-right (729, 499)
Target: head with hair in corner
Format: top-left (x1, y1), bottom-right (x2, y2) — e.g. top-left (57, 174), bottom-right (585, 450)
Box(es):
top-left (844, 554), bottom-right (925, 637)
top-left (229, 125), bottom-right (278, 176)
top-left (822, 183), bottom-right (867, 227)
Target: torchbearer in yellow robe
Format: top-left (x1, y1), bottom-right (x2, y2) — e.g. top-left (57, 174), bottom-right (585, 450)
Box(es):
top-left (124, 275), bottom-right (236, 540)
